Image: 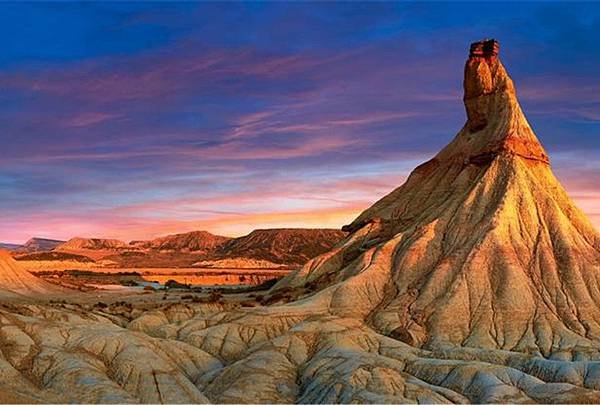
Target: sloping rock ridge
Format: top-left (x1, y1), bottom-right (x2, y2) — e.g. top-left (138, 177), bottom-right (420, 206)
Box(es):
top-left (130, 231), bottom-right (232, 253)
top-left (1, 39), bottom-right (600, 403)
top-left (214, 228), bottom-right (347, 266)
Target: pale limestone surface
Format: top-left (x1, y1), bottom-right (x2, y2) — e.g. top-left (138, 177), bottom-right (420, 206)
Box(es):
top-left (1, 40), bottom-right (600, 403)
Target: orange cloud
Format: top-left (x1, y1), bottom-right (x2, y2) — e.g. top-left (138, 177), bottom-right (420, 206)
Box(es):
top-left (124, 204), bottom-right (365, 240)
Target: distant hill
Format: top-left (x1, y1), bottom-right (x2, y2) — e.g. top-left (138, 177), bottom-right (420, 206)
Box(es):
top-left (0, 237), bottom-right (65, 253)
top-left (0, 243), bottom-right (22, 251)
top-left (214, 228), bottom-right (347, 266)
top-left (130, 230), bottom-right (231, 253)
top-left (15, 228), bottom-right (347, 269)
top-left (117, 229), bottom-right (346, 268)
top-left (54, 237), bottom-right (131, 261)
top-left (16, 237), bottom-right (65, 253)
top-left (56, 237), bottom-right (130, 251)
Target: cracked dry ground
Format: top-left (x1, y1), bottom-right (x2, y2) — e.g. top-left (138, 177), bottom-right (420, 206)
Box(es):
top-left (1, 297), bottom-right (600, 404)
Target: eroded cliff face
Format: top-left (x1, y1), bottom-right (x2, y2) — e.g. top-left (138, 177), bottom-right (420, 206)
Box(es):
top-left (1, 40), bottom-right (600, 404)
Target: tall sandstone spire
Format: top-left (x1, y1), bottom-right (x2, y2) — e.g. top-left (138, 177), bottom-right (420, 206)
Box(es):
top-left (275, 39), bottom-right (600, 356)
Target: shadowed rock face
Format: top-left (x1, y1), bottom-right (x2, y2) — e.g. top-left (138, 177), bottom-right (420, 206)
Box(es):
top-left (1, 40), bottom-right (600, 403)
top-left (214, 228), bottom-right (347, 266)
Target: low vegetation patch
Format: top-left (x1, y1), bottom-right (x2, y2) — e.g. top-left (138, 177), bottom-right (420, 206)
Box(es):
top-left (15, 251), bottom-right (95, 262)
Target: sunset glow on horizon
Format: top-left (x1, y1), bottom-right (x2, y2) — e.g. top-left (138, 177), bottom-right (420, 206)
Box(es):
top-left (2, 3), bottom-right (600, 243)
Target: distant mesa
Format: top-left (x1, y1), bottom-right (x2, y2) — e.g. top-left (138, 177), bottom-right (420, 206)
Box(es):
top-left (56, 237), bottom-right (130, 251)
top-left (129, 230), bottom-right (231, 253)
top-left (16, 237), bottom-right (65, 253)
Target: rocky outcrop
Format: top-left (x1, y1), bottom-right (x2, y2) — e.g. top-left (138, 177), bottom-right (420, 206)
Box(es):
top-left (462, 39), bottom-right (549, 162)
top-left (0, 304), bottom-right (221, 403)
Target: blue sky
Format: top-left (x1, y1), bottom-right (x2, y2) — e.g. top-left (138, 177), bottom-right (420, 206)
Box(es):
top-left (1, 2), bottom-right (600, 243)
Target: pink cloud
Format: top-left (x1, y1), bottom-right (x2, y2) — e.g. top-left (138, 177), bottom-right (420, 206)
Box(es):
top-left (0, 170), bottom-right (404, 243)
top-left (0, 47), bottom-right (329, 104)
top-left (226, 106), bottom-right (423, 141)
top-left (62, 112), bottom-right (121, 127)
top-left (11, 132), bottom-right (362, 164)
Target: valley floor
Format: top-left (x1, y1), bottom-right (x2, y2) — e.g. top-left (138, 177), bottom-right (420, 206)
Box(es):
top-left (28, 267), bottom-right (290, 292)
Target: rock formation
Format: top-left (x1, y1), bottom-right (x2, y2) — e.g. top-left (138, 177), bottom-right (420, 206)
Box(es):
top-left (281, 38), bottom-right (600, 355)
top-left (1, 40), bottom-right (600, 403)
top-left (0, 250), bottom-right (59, 296)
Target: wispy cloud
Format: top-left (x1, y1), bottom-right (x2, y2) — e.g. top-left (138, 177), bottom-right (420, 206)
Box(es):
top-left (62, 112), bottom-right (122, 128)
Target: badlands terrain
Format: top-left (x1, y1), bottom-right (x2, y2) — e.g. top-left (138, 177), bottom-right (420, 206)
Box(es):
top-left (13, 228), bottom-right (345, 269)
top-left (1, 39), bottom-right (600, 403)
top-left (8, 228), bottom-right (345, 289)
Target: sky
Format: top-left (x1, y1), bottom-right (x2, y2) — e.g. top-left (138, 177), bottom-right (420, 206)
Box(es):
top-left (1, 2), bottom-right (600, 243)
